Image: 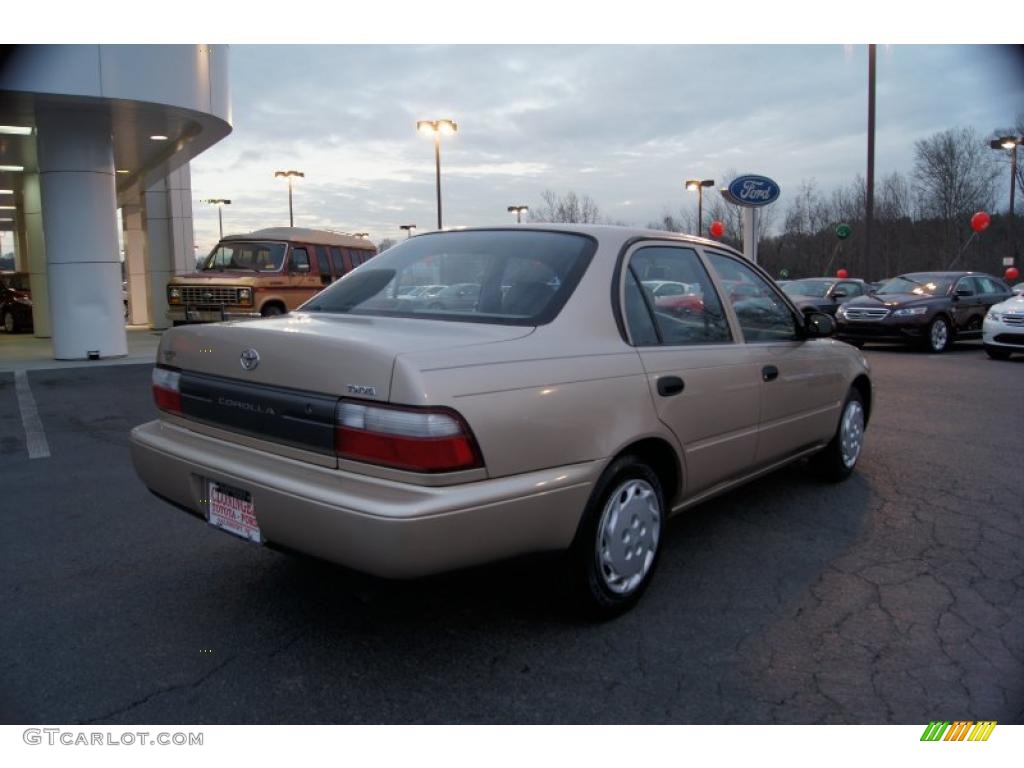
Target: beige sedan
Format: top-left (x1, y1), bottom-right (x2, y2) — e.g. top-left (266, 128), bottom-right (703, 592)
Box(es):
top-left (131, 225), bottom-right (871, 616)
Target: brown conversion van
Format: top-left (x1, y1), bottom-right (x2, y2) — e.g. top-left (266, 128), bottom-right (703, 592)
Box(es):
top-left (166, 227), bottom-right (377, 325)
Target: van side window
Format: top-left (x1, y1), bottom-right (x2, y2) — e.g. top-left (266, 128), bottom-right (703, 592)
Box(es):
top-left (290, 248), bottom-right (311, 273)
top-left (316, 246), bottom-right (332, 283)
top-left (329, 247), bottom-right (345, 277)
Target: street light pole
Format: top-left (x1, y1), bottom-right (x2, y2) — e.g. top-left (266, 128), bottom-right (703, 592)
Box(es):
top-left (274, 170), bottom-right (304, 227)
top-left (685, 179), bottom-right (715, 237)
top-left (400, 224), bottom-right (417, 239)
top-left (865, 43), bottom-right (877, 281)
top-left (201, 199), bottom-right (231, 239)
top-left (992, 136), bottom-right (1021, 263)
top-left (507, 205), bottom-right (528, 223)
top-left (417, 119), bottom-right (458, 230)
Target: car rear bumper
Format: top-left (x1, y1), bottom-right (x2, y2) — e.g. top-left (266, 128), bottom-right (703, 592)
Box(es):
top-left (130, 419), bottom-right (596, 578)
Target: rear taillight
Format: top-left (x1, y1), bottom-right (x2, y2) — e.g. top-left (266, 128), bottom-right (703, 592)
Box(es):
top-left (335, 400), bottom-right (482, 473)
top-left (152, 367), bottom-right (182, 413)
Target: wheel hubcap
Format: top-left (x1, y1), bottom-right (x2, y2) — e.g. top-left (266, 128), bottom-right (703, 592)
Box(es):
top-left (595, 479), bottom-right (661, 595)
top-left (840, 400), bottom-right (865, 469)
top-left (3, 313), bottom-right (12, 332)
top-left (930, 320), bottom-right (947, 351)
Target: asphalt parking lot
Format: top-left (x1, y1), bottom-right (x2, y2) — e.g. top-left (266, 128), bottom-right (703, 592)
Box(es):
top-left (1, 342), bottom-right (1021, 724)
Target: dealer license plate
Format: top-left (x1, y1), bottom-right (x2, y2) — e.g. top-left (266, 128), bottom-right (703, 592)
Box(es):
top-left (207, 480), bottom-right (262, 543)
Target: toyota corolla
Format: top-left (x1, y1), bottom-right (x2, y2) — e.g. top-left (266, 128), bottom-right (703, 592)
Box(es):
top-left (131, 225), bottom-right (871, 616)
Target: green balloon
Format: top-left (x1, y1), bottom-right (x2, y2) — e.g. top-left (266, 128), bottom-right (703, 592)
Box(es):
top-left (779, 269), bottom-right (790, 279)
top-left (836, 223), bottom-right (852, 240)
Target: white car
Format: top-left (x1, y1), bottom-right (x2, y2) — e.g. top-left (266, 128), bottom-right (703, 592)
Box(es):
top-left (983, 293), bottom-right (1024, 359)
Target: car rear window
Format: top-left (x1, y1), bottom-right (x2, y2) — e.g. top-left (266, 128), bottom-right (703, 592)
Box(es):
top-left (299, 230), bottom-right (596, 326)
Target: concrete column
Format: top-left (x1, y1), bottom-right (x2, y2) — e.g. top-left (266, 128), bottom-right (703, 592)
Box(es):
top-left (166, 163), bottom-right (196, 275)
top-left (12, 214), bottom-right (27, 272)
top-left (143, 162), bottom-right (195, 329)
top-left (37, 108), bottom-right (126, 359)
top-left (143, 177), bottom-right (173, 330)
top-left (122, 199), bottom-right (149, 326)
top-left (21, 173), bottom-right (51, 338)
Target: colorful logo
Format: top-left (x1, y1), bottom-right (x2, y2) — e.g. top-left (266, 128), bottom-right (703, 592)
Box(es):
top-left (920, 721), bottom-right (996, 742)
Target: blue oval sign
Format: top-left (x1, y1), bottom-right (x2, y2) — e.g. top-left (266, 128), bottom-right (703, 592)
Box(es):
top-left (727, 175), bottom-right (781, 207)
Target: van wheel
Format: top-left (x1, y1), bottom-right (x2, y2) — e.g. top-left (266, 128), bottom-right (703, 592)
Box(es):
top-left (567, 455), bottom-right (664, 619)
top-left (261, 305), bottom-right (284, 317)
top-left (811, 388), bottom-right (865, 483)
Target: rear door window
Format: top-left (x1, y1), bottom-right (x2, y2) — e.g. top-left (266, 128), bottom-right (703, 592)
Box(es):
top-left (290, 247), bottom-right (311, 274)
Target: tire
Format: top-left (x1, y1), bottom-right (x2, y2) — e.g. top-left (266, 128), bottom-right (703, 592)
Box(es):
top-left (260, 305), bottom-right (285, 317)
top-left (2, 310), bottom-right (16, 333)
top-left (811, 388), bottom-right (866, 483)
top-left (925, 315), bottom-right (951, 353)
top-left (985, 345), bottom-right (1012, 360)
top-left (567, 455), bottom-right (665, 619)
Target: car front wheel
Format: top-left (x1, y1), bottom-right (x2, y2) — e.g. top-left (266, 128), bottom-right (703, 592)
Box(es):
top-left (3, 310), bottom-right (16, 333)
top-left (985, 345), bottom-right (1012, 360)
top-left (811, 388), bottom-right (866, 482)
top-left (926, 315), bottom-right (950, 353)
top-left (568, 455), bottom-right (664, 619)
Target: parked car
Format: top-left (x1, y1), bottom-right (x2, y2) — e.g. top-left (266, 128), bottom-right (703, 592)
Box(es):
top-left (835, 271), bottom-right (1012, 353)
top-left (643, 280), bottom-right (704, 317)
top-left (423, 282), bottom-right (481, 311)
top-left (983, 292), bottom-right (1024, 359)
top-left (131, 225), bottom-right (871, 616)
top-left (0, 272), bottom-right (33, 333)
top-left (1011, 283), bottom-right (1024, 296)
top-left (782, 277), bottom-right (872, 316)
top-left (166, 227), bottom-right (377, 325)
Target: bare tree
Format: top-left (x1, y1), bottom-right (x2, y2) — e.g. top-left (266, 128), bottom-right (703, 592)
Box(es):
top-left (528, 189), bottom-right (601, 224)
top-left (376, 237), bottom-right (396, 252)
top-left (912, 126), bottom-right (999, 263)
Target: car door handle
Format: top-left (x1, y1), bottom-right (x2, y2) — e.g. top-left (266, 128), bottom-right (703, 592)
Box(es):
top-left (762, 365), bottom-right (779, 382)
top-left (657, 376), bottom-right (685, 397)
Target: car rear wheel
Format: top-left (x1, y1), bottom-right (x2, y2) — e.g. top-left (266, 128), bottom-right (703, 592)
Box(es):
top-left (261, 305), bottom-right (284, 317)
top-left (811, 388), bottom-right (865, 483)
top-left (567, 455), bottom-right (664, 619)
top-left (3, 310), bottom-right (16, 333)
top-left (984, 345), bottom-right (1012, 360)
top-left (926, 316), bottom-right (950, 353)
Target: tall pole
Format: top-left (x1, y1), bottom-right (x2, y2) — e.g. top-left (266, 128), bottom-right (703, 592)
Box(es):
top-left (288, 177), bottom-right (294, 227)
top-left (434, 133), bottom-right (442, 230)
top-left (516, 208), bottom-right (522, 224)
top-left (1010, 145), bottom-right (1018, 261)
top-left (217, 205), bottom-right (223, 239)
top-left (697, 187), bottom-right (704, 237)
top-left (865, 44), bottom-right (877, 281)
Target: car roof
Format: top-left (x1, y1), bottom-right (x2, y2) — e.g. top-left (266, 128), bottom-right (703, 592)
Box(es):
top-left (416, 223), bottom-right (745, 257)
top-left (899, 271), bottom-right (980, 278)
top-left (223, 227), bottom-right (375, 248)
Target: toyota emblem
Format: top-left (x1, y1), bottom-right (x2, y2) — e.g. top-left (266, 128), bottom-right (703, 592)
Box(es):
top-left (240, 348), bottom-right (260, 371)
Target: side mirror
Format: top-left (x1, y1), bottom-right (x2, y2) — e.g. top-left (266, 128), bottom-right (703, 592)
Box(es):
top-left (805, 311), bottom-right (836, 338)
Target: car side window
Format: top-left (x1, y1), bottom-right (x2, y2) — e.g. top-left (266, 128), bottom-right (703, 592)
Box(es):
top-left (290, 247), bottom-right (310, 273)
top-left (975, 276), bottom-right (1000, 295)
top-left (836, 281), bottom-right (862, 297)
top-left (625, 245), bottom-right (731, 346)
top-left (705, 252), bottom-right (800, 342)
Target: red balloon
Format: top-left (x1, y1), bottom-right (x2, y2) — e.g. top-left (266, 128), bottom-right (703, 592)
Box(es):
top-left (836, 268), bottom-right (849, 279)
top-left (1006, 266), bottom-right (1020, 282)
top-left (708, 220), bottom-right (725, 238)
top-left (970, 211), bottom-right (991, 233)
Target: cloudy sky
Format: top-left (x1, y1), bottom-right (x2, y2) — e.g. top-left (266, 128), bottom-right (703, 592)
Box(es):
top-left (189, 44), bottom-right (1024, 253)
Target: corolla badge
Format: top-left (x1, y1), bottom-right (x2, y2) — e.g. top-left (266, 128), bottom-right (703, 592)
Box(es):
top-left (240, 348), bottom-right (260, 371)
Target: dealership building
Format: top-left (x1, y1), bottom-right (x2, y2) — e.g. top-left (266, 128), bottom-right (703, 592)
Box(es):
top-left (0, 44), bottom-right (231, 359)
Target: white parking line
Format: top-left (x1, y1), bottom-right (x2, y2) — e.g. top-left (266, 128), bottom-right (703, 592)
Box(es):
top-left (14, 370), bottom-right (51, 459)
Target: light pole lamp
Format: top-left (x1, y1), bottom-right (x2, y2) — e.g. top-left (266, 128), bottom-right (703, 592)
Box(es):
top-left (416, 119), bottom-right (458, 230)
top-left (685, 179), bottom-right (715, 237)
top-left (507, 205), bottom-right (529, 223)
top-left (991, 135), bottom-right (1021, 262)
top-left (399, 224), bottom-right (417, 238)
top-left (274, 170), bottom-right (304, 227)
top-left (201, 198), bottom-right (231, 239)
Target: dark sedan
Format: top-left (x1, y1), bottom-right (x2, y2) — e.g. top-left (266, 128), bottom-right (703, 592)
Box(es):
top-left (783, 277), bottom-right (872, 316)
top-left (0, 272), bottom-right (33, 333)
top-left (835, 271), bottom-right (1012, 353)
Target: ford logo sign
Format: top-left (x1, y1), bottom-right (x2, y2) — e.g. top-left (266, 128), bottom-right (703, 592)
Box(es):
top-left (727, 175), bottom-right (781, 207)
top-left (240, 348), bottom-right (260, 371)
